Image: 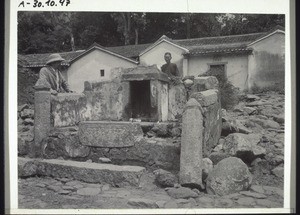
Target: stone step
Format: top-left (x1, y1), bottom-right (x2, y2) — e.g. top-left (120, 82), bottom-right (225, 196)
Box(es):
top-left (18, 157), bottom-right (146, 187)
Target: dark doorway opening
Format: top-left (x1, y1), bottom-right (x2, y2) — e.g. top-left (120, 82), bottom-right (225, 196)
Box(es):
top-left (209, 64), bottom-right (226, 83)
top-left (130, 80), bottom-right (151, 120)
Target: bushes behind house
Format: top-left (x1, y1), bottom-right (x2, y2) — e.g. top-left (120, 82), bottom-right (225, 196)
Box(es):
top-left (199, 69), bottom-right (239, 110)
top-left (18, 67), bottom-right (39, 106)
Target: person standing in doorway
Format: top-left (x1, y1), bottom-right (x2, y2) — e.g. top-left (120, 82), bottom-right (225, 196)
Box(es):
top-left (38, 53), bottom-right (73, 95)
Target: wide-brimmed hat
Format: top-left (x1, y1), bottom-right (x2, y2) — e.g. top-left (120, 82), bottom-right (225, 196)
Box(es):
top-left (46, 54), bottom-right (65, 65)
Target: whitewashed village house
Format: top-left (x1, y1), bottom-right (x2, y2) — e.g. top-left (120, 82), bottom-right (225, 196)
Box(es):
top-left (19, 26), bottom-right (285, 93)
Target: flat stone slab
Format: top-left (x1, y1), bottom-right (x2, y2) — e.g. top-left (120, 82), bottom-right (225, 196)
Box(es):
top-left (78, 121), bottom-right (143, 147)
top-left (18, 157), bottom-right (145, 187)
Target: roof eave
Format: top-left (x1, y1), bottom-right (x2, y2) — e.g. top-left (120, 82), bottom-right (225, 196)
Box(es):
top-left (139, 39), bottom-right (189, 57)
top-left (184, 49), bottom-right (253, 57)
top-left (247, 29), bottom-right (285, 47)
top-left (70, 46), bottom-right (138, 65)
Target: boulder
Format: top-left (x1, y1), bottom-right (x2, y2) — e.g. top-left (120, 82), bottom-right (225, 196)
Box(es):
top-left (20, 109), bottom-right (34, 119)
top-left (18, 104), bottom-right (29, 112)
top-left (77, 187), bottom-right (101, 196)
top-left (246, 101), bottom-right (271, 107)
top-left (128, 198), bottom-right (158, 208)
top-left (153, 169), bottom-right (178, 187)
top-left (64, 137), bottom-right (91, 158)
top-left (191, 76), bottom-right (219, 93)
top-left (250, 118), bottom-right (281, 129)
top-left (239, 191), bottom-right (267, 199)
top-left (166, 187), bottom-right (199, 199)
top-left (243, 107), bottom-right (257, 115)
top-left (43, 133), bottom-right (90, 159)
top-left (18, 157), bottom-right (39, 177)
top-left (206, 157), bottom-right (252, 196)
top-left (212, 144), bottom-right (223, 153)
top-left (208, 152), bottom-right (229, 165)
top-left (151, 123), bottom-right (169, 137)
top-left (23, 118), bottom-right (34, 126)
top-left (223, 133), bottom-right (266, 164)
top-left (202, 158), bottom-right (213, 181)
top-left (245, 94), bottom-right (260, 102)
top-left (273, 114), bottom-right (284, 124)
top-left (18, 137), bottom-right (29, 156)
top-left (271, 166), bottom-right (284, 178)
top-left (221, 120), bottom-right (252, 137)
top-left (183, 79), bottom-right (194, 88)
top-left (170, 127), bottom-right (181, 137)
top-left (99, 157), bottom-right (112, 163)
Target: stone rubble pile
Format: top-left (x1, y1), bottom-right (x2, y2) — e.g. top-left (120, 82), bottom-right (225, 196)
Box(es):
top-left (207, 92), bottom-right (284, 189)
top-left (18, 104), bottom-right (35, 156)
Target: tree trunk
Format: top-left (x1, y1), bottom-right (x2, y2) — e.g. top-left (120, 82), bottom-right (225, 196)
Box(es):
top-left (122, 12), bottom-right (131, 45)
top-left (70, 32), bottom-right (75, 51)
top-left (186, 13), bottom-right (191, 39)
top-left (134, 28), bottom-right (139, 45)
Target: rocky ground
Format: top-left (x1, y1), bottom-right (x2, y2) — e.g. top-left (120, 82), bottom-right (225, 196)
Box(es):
top-left (19, 173), bottom-right (283, 209)
top-left (18, 91), bottom-right (285, 209)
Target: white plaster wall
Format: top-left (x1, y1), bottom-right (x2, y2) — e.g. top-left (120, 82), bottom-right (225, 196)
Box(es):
top-left (247, 32), bottom-right (285, 89)
top-left (249, 32), bottom-right (285, 54)
top-left (67, 49), bottom-right (137, 92)
top-left (188, 54), bottom-right (249, 90)
top-left (140, 41), bottom-right (186, 77)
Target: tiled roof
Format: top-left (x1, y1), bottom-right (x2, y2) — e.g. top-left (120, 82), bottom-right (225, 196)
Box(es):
top-left (19, 27), bottom-right (284, 67)
top-left (174, 32), bottom-right (264, 56)
top-left (69, 42), bottom-right (141, 64)
top-left (107, 43), bottom-right (151, 58)
top-left (20, 50), bottom-right (85, 67)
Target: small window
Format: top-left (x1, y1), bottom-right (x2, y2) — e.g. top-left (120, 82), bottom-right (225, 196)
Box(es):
top-left (100, 69), bottom-right (105, 77)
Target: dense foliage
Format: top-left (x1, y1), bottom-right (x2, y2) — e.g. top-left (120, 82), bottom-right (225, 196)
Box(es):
top-left (200, 67), bottom-right (239, 110)
top-left (18, 12), bottom-right (284, 54)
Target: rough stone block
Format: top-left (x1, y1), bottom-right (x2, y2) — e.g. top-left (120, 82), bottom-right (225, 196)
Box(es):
top-left (166, 187), bottom-right (199, 199)
top-left (190, 89), bottom-right (219, 107)
top-left (18, 157), bottom-right (146, 187)
top-left (18, 157), bottom-right (39, 177)
top-left (191, 76), bottom-right (219, 93)
top-left (51, 93), bottom-right (85, 127)
top-left (34, 89), bottom-right (51, 157)
top-left (79, 121), bottom-right (143, 147)
top-left (168, 84), bottom-right (187, 121)
top-left (128, 198), bottom-right (158, 208)
top-left (180, 98), bottom-right (204, 188)
top-left (191, 90), bottom-right (222, 156)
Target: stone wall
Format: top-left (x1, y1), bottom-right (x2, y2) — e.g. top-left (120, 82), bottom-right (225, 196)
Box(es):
top-left (32, 72), bottom-right (221, 171)
top-left (51, 74), bottom-right (130, 127)
top-left (41, 127), bottom-right (180, 171)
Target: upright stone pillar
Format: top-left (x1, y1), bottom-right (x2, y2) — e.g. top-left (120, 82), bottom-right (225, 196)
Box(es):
top-left (33, 79), bottom-right (51, 157)
top-left (180, 98), bottom-right (204, 189)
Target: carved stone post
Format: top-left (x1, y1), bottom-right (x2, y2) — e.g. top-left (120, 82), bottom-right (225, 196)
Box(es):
top-left (33, 79), bottom-right (51, 157)
top-left (180, 98), bottom-right (204, 189)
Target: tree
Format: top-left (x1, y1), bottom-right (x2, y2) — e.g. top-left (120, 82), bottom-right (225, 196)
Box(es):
top-left (49, 12), bottom-right (76, 51)
top-left (218, 13), bottom-right (285, 35)
top-left (18, 12), bottom-right (284, 54)
top-left (111, 12), bottom-right (147, 45)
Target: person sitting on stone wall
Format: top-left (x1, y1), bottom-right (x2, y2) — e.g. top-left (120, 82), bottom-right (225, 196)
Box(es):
top-left (38, 53), bottom-right (73, 95)
top-left (161, 52), bottom-right (182, 85)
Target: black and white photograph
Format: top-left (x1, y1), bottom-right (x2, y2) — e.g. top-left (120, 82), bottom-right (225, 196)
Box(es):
top-left (6, 0), bottom-right (295, 214)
